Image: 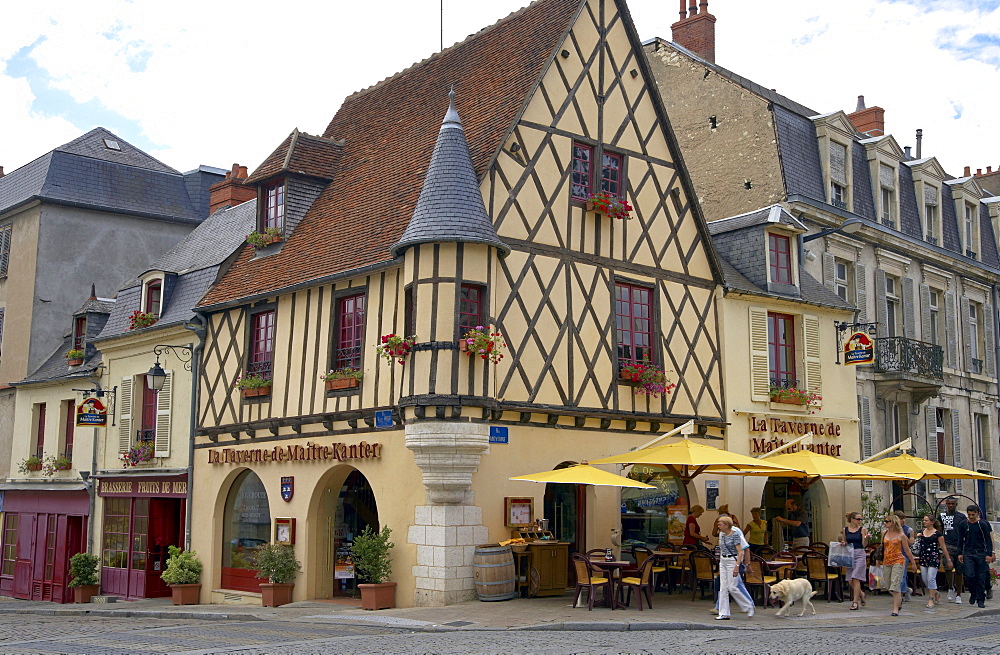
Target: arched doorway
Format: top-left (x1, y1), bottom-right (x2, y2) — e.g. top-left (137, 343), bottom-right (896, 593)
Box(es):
top-left (316, 468), bottom-right (378, 598)
top-left (544, 462), bottom-right (586, 556)
top-left (762, 478), bottom-right (824, 549)
top-left (220, 470), bottom-right (271, 592)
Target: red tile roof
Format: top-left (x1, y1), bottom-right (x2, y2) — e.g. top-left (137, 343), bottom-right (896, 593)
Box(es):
top-left (244, 130), bottom-right (343, 185)
top-left (199, 0), bottom-right (579, 308)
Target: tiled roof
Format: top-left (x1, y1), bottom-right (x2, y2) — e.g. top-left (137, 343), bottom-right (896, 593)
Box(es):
top-left (707, 205), bottom-right (806, 235)
top-left (392, 90), bottom-right (509, 256)
top-left (716, 255), bottom-right (853, 311)
top-left (97, 201), bottom-right (256, 340)
top-left (981, 203), bottom-right (1000, 268)
top-left (244, 130), bottom-right (343, 185)
top-left (200, 0), bottom-right (580, 307)
top-left (773, 105), bottom-right (825, 202)
top-left (0, 128), bottom-right (212, 223)
top-left (18, 336), bottom-right (104, 385)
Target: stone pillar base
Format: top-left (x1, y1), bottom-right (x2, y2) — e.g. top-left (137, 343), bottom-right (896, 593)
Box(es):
top-left (408, 504), bottom-right (489, 606)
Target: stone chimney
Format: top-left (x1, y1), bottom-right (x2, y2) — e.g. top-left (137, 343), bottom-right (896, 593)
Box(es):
top-left (671, 0), bottom-right (716, 63)
top-left (847, 95), bottom-right (885, 137)
top-left (208, 163), bottom-right (255, 214)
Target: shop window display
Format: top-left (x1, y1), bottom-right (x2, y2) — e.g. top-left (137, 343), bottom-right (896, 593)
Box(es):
top-left (221, 470), bottom-right (271, 592)
top-left (620, 466), bottom-right (687, 549)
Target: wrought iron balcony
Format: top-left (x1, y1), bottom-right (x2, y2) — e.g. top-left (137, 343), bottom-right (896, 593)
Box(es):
top-left (874, 337), bottom-right (943, 380)
top-left (136, 429), bottom-right (155, 443)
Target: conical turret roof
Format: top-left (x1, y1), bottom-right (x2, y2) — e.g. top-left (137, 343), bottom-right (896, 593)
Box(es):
top-left (392, 89), bottom-right (509, 257)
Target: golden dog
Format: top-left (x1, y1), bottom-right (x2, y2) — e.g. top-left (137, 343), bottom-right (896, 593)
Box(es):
top-left (768, 578), bottom-right (818, 616)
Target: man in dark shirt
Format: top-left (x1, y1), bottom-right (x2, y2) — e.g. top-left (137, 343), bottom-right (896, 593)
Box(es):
top-left (775, 498), bottom-right (810, 548)
top-left (940, 496), bottom-right (968, 603)
top-left (957, 505), bottom-right (995, 608)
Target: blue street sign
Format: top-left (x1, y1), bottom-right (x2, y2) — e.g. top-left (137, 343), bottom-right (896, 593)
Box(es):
top-left (489, 426), bottom-right (509, 444)
top-left (375, 410), bottom-right (394, 429)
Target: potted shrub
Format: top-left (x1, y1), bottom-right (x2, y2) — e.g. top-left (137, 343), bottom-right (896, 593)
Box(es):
top-left (17, 455), bottom-right (42, 473)
top-left (459, 326), bottom-right (507, 364)
top-left (68, 552), bottom-right (100, 603)
top-left (253, 543), bottom-right (301, 607)
top-left (65, 349), bottom-right (85, 366)
top-left (321, 367), bottom-right (362, 391)
top-left (246, 227), bottom-right (283, 250)
top-left (351, 525), bottom-right (396, 610)
top-left (375, 334), bottom-right (416, 365)
top-left (235, 372), bottom-right (272, 398)
top-left (128, 310), bottom-right (158, 330)
top-left (160, 545), bottom-right (203, 605)
top-left (42, 454), bottom-right (73, 476)
top-left (619, 360), bottom-right (676, 398)
top-left (586, 192), bottom-right (633, 220)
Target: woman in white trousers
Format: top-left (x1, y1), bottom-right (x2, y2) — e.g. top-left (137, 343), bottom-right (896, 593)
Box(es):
top-left (715, 515), bottom-right (755, 620)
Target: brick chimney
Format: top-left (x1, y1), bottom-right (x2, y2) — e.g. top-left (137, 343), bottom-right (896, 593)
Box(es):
top-left (671, 0), bottom-right (716, 63)
top-left (208, 163), bottom-right (255, 214)
top-left (847, 95), bottom-right (885, 137)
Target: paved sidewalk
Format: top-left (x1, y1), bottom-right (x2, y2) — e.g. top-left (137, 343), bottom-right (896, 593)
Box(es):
top-left (1, 589), bottom-right (996, 632)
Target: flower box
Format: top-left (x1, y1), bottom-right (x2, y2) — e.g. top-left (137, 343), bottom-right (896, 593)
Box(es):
top-left (246, 228), bottom-right (284, 250)
top-left (24, 460), bottom-right (42, 472)
top-left (242, 385), bottom-right (272, 398)
top-left (325, 377), bottom-right (359, 391)
top-left (585, 193), bottom-right (633, 220)
top-left (770, 391), bottom-right (808, 405)
top-left (257, 234), bottom-right (282, 248)
top-left (67, 358), bottom-right (84, 366)
top-left (459, 326), bottom-right (506, 364)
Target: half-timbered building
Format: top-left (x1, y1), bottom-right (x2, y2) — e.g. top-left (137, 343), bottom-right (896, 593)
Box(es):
top-left (192, 0), bottom-right (726, 607)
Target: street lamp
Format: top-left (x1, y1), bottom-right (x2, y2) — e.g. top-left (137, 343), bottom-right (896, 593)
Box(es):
top-left (146, 345), bottom-right (193, 390)
top-left (799, 218), bottom-right (864, 262)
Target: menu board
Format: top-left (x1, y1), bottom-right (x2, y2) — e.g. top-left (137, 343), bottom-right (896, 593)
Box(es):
top-left (335, 543), bottom-right (354, 579)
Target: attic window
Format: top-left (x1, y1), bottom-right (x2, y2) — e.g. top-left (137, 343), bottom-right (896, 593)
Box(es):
top-left (145, 280), bottom-right (162, 317)
top-left (262, 180), bottom-right (285, 231)
top-left (73, 316), bottom-right (87, 351)
top-left (103, 138), bottom-right (121, 151)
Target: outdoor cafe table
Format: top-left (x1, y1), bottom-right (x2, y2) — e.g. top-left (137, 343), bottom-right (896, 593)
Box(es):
top-left (588, 559), bottom-right (631, 609)
top-left (651, 550), bottom-right (688, 593)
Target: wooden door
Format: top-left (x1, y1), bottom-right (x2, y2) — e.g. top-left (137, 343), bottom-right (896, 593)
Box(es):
top-left (12, 514), bottom-right (35, 599)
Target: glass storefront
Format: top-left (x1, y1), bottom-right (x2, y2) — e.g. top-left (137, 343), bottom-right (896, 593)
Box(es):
top-left (620, 466), bottom-right (687, 548)
top-left (221, 470), bottom-right (271, 592)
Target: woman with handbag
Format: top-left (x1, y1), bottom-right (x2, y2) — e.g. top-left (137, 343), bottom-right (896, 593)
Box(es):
top-left (882, 514), bottom-right (917, 616)
top-left (914, 514), bottom-right (951, 608)
top-left (840, 511), bottom-right (868, 610)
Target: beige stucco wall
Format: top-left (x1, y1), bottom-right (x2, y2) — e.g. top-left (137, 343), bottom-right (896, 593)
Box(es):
top-left (0, 205), bottom-right (40, 387)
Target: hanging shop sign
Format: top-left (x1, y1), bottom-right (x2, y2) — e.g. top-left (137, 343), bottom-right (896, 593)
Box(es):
top-left (843, 331), bottom-right (874, 365)
top-left (76, 398), bottom-right (108, 427)
top-left (206, 440), bottom-right (382, 465)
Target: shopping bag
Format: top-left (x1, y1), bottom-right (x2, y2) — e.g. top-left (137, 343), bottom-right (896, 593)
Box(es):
top-left (828, 542), bottom-right (853, 568)
top-left (869, 564), bottom-right (884, 589)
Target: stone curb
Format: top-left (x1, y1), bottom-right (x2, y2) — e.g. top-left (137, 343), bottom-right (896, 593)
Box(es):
top-left (0, 607), bottom-right (261, 621)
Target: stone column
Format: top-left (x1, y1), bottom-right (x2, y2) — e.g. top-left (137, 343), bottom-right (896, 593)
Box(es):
top-left (406, 421), bottom-right (490, 606)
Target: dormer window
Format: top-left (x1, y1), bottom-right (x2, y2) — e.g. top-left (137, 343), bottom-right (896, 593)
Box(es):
top-left (768, 233), bottom-right (792, 285)
top-left (923, 185), bottom-right (939, 245)
top-left (829, 141), bottom-right (849, 210)
top-left (263, 180), bottom-right (285, 231)
top-left (73, 316), bottom-right (86, 351)
top-left (145, 280), bottom-right (162, 317)
top-left (879, 163), bottom-right (896, 228)
top-left (964, 203), bottom-right (979, 259)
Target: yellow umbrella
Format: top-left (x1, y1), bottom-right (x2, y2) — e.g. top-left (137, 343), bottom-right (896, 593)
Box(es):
top-left (509, 461), bottom-right (656, 488)
top-left (865, 453), bottom-right (999, 490)
top-left (729, 449), bottom-right (916, 487)
top-left (588, 438), bottom-right (804, 484)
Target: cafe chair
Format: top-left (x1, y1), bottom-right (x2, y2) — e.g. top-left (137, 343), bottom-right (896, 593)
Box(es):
top-left (772, 551), bottom-right (797, 581)
top-left (619, 556), bottom-right (655, 610)
top-left (586, 548), bottom-right (609, 559)
top-left (632, 546), bottom-right (667, 591)
top-left (667, 544), bottom-right (696, 591)
top-left (792, 546), bottom-right (814, 576)
top-left (809, 541), bottom-right (829, 556)
top-left (907, 557), bottom-right (925, 597)
top-left (803, 551), bottom-right (843, 602)
top-left (756, 546), bottom-right (776, 561)
top-left (745, 555), bottom-right (778, 607)
top-left (689, 550), bottom-right (718, 602)
top-left (571, 553), bottom-right (613, 610)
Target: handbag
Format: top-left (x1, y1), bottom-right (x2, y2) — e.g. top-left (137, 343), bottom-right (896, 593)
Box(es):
top-left (829, 542), bottom-right (853, 568)
top-left (869, 564), bottom-right (884, 589)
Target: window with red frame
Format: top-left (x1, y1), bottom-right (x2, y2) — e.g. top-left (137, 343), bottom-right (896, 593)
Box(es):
top-left (768, 233), bottom-right (792, 284)
top-left (458, 284), bottom-right (485, 335)
top-left (73, 316), bottom-right (86, 351)
top-left (600, 152), bottom-right (623, 197)
top-left (767, 312), bottom-right (796, 386)
top-left (249, 310), bottom-right (275, 378)
top-left (615, 282), bottom-right (653, 366)
top-left (263, 181), bottom-right (285, 231)
top-left (63, 399), bottom-right (75, 459)
top-left (35, 403), bottom-right (46, 459)
top-left (138, 383), bottom-right (157, 444)
top-left (334, 293), bottom-right (365, 370)
top-left (571, 143), bottom-right (593, 200)
top-left (145, 280), bottom-right (162, 317)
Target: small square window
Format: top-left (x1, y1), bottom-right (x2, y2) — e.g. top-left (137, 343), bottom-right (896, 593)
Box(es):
top-left (103, 138), bottom-right (121, 151)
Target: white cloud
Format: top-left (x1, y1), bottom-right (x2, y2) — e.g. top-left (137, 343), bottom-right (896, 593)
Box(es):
top-left (1, 0), bottom-right (998, 178)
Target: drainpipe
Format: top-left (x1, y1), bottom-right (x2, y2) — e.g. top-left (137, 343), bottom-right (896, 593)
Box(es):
top-left (182, 314), bottom-right (207, 550)
top-left (992, 284), bottom-right (1000, 482)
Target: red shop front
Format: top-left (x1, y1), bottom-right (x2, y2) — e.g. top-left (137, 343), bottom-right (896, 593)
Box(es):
top-left (0, 485), bottom-right (89, 603)
top-left (96, 474), bottom-right (187, 599)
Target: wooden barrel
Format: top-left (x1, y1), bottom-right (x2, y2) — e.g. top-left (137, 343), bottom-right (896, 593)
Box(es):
top-left (473, 544), bottom-right (516, 601)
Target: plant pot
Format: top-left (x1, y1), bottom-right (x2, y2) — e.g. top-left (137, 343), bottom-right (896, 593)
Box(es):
top-left (325, 378), bottom-right (359, 391)
top-left (73, 584), bottom-right (100, 604)
top-left (67, 358), bottom-right (84, 366)
top-left (170, 583), bottom-right (202, 605)
top-left (770, 392), bottom-right (808, 405)
top-left (25, 461), bottom-right (42, 471)
top-left (259, 582), bottom-right (294, 607)
top-left (242, 385), bottom-right (272, 398)
top-left (458, 339), bottom-right (469, 352)
top-left (358, 582), bottom-right (397, 610)
top-left (585, 199), bottom-right (606, 215)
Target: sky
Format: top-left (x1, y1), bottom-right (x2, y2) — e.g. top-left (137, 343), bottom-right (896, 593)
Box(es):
top-left (2, 0), bottom-right (999, 179)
